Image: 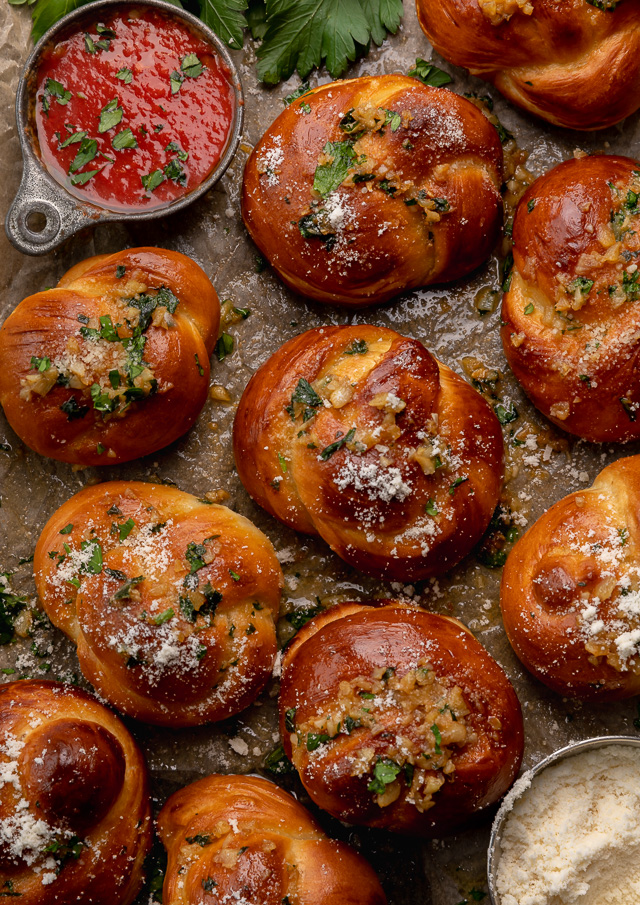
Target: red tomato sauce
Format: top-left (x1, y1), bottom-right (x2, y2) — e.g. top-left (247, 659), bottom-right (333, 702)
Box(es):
top-left (35, 7), bottom-right (235, 212)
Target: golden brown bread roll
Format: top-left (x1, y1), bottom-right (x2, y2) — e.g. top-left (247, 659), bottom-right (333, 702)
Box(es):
top-left (242, 75), bottom-right (503, 307)
top-left (501, 155), bottom-right (640, 442)
top-left (157, 774), bottom-right (387, 905)
top-left (416, 0), bottom-right (640, 131)
top-left (279, 602), bottom-right (524, 836)
top-left (0, 247), bottom-right (220, 465)
top-left (233, 325), bottom-right (504, 581)
top-left (501, 455), bottom-right (640, 700)
top-left (0, 679), bottom-right (151, 904)
top-left (33, 481), bottom-right (283, 726)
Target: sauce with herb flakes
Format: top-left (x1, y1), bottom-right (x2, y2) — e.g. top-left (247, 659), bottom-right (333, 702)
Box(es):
top-left (34, 7), bottom-right (235, 211)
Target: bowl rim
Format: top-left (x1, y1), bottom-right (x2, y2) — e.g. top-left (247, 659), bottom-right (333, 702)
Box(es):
top-left (6, 0), bottom-right (244, 253)
top-left (486, 734), bottom-right (640, 904)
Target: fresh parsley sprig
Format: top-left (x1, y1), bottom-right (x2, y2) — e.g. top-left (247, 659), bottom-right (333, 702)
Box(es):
top-left (19, 0), bottom-right (403, 85)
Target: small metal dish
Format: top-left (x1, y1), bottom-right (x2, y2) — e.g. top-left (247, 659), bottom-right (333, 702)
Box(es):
top-left (6, 0), bottom-right (244, 256)
top-left (487, 734), bottom-right (640, 904)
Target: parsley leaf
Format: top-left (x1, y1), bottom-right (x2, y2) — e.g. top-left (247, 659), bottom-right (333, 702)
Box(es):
top-left (141, 169), bottom-right (165, 193)
top-left (360, 0), bottom-right (403, 46)
top-left (367, 757), bottom-right (401, 795)
top-left (319, 427), bottom-right (356, 460)
top-left (256, 0), bottom-right (371, 85)
top-left (181, 52), bottom-right (203, 78)
top-left (112, 128), bottom-right (138, 150)
top-left (98, 98), bottom-right (123, 133)
top-left (198, 0), bottom-right (249, 50)
top-left (408, 58), bottom-right (453, 88)
top-left (313, 140), bottom-right (357, 196)
top-left (116, 67), bottom-right (133, 84)
top-left (31, 0), bottom-right (86, 42)
top-left (68, 137), bottom-right (98, 173)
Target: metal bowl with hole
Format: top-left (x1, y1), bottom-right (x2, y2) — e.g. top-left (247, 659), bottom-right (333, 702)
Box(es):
top-left (5, 0), bottom-right (244, 256)
top-left (487, 734), bottom-right (640, 904)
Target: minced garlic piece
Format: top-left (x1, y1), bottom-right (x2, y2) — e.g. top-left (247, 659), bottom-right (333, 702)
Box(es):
top-left (478, 0), bottom-right (533, 25)
top-left (549, 401), bottom-right (571, 420)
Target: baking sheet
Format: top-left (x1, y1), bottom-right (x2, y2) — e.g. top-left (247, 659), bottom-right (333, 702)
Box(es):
top-left (1, 3), bottom-right (640, 903)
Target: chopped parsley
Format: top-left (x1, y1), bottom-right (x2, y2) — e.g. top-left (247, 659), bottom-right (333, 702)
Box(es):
top-left (112, 127), bottom-right (138, 150)
top-left (493, 402), bottom-right (518, 425)
top-left (566, 276), bottom-right (594, 296)
top-left (181, 52), bottom-right (203, 78)
top-left (141, 169), bottom-right (165, 193)
top-left (313, 140), bottom-right (358, 196)
top-left (215, 333), bottom-right (234, 361)
top-left (98, 97), bottom-right (123, 133)
top-left (42, 78), bottom-right (72, 113)
top-left (448, 476), bottom-right (469, 496)
top-left (344, 339), bottom-right (368, 355)
top-left (319, 427), bottom-right (356, 460)
top-left (116, 68), bottom-right (133, 84)
top-left (30, 355), bottom-right (51, 372)
top-left (408, 58), bottom-right (452, 87)
top-left (118, 518), bottom-right (135, 541)
top-left (263, 745), bottom-right (294, 775)
top-left (367, 757), bottom-right (401, 795)
top-left (80, 539), bottom-right (103, 574)
top-left (286, 600), bottom-right (323, 630)
top-left (68, 137), bottom-right (98, 174)
top-left (112, 576), bottom-right (144, 600)
top-left (186, 834), bottom-right (212, 847)
top-left (0, 574), bottom-right (28, 646)
top-left (60, 397), bottom-right (89, 421)
top-left (285, 378), bottom-right (323, 422)
top-left (306, 732), bottom-right (330, 751)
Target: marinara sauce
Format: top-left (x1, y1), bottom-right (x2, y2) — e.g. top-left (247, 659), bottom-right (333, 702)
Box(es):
top-left (35, 7), bottom-right (235, 211)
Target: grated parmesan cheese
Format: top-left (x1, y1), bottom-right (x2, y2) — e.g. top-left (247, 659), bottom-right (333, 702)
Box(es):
top-left (495, 745), bottom-right (640, 905)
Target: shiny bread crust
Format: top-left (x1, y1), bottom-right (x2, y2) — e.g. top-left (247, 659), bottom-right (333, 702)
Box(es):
top-left (233, 325), bottom-right (504, 581)
top-left (0, 679), bottom-right (151, 904)
top-left (500, 155), bottom-right (640, 442)
top-left (0, 247), bottom-right (220, 465)
top-left (33, 481), bottom-right (283, 726)
top-left (500, 455), bottom-right (640, 700)
top-left (416, 0), bottom-right (640, 131)
top-left (242, 75), bottom-right (503, 307)
top-left (157, 774), bottom-right (387, 905)
top-left (279, 602), bottom-right (524, 836)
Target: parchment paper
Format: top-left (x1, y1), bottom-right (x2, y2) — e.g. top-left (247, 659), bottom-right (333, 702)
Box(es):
top-left (1, 3), bottom-right (640, 903)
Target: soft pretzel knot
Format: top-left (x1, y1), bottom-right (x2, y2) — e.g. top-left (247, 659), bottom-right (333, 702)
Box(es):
top-left (241, 75), bottom-right (503, 307)
top-left (279, 602), bottom-right (524, 836)
top-left (501, 455), bottom-right (640, 700)
top-left (0, 679), bottom-right (151, 904)
top-left (416, 0), bottom-right (640, 130)
top-left (233, 325), bottom-right (504, 581)
top-left (33, 481), bottom-right (283, 726)
top-left (0, 247), bottom-right (220, 465)
top-left (501, 155), bottom-right (640, 442)
top-left (157, 774), bottom-right (388, 905)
